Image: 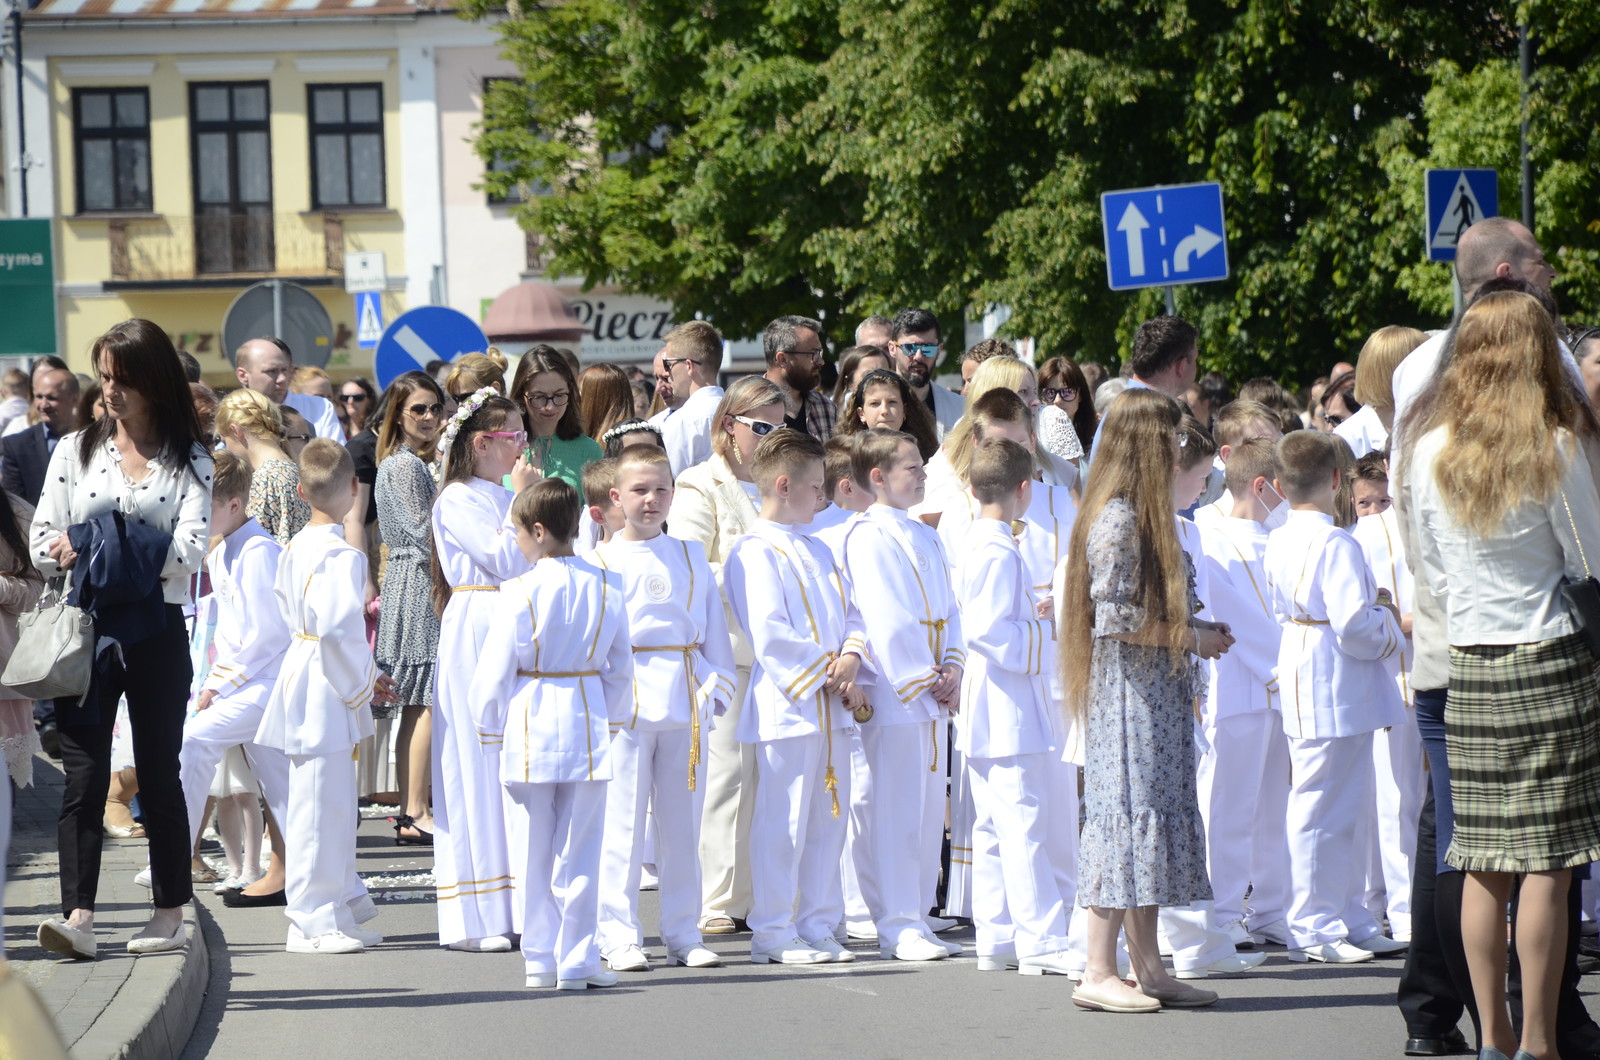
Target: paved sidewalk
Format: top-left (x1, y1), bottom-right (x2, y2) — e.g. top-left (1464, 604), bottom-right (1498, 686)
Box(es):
top-left (5, 754), bottom-right (208, 1060)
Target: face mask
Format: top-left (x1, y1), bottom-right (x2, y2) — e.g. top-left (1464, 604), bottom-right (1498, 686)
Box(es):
top-left (1261, 482), bottom-right (1290, 531)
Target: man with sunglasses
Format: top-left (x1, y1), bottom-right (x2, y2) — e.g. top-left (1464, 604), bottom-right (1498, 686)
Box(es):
top-left (235, 337), bottom-right (343, 442)
top-left (888, 307), bottom-right (963, 439)
top-left (762, 314), bottom-right (836, 442)
top-left (658, 320), bottom-right (726, 476)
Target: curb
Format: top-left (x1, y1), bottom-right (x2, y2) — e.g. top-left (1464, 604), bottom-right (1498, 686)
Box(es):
top-left (68, 899), bottom-right (209, 1060)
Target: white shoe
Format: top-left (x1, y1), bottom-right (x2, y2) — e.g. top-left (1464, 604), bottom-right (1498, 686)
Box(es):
top-left (38, 918), bottom-right (96, 960)
top-left (213, 875), bottom-right (240, 895)
top-left (1350, 933), bottom-right (1409, 956)
top-left (605, 943), bottom-right (651, 971)
top-left (1247, 918), bottom-right (1291, 946)
top-left (638, 866), bottom-right (659, 892)
top-left (345, 925), bottom-right (383, 947)
top-left (925, 915), bottom-right (959, 933)
top-left (558, 970), bottom-right (619, 990)
top-left (525, 972), bottom-right (557, 988)
top-left (133, 867), bottom-right (152, 890)
top-left (844, 919), bottom-right (878, 941)
top-left (1175, 951), bottom-right (1268, 978)
top-left (447, 936), bottom-right (513, 953)
top-left (1018, 951), bottom-right (1077, 976)
top-left (664, 945), bottom-right (721, 968)
top-left (752, 937), bottom-right (831, 964)
top-left (128, 923), bottom-right (189, 955)
top-left (882, 935), bottom-right (948, 962)
top-left (286, 929), bottom-right (365, 954)
top-left (807, 936), bottom-right (856, 963)
top-left (1288, 939), bottom-right (1374, 964)
top-left (977, 951), bottom-right (1018, 972)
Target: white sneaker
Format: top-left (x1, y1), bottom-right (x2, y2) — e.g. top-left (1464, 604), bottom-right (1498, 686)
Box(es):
top-left (605, 943), bottom-right (651, 971)
top-left (882, 935), bottom-right (949, 962)
top-left (558, 970), bottom-right (619, 990)
top-left (638, 866), bottom-right (659, 892)
top-left (1247, 918), bottom-right (1291, 946)
top-left (751, 937), bottom-right (831, 964)
top-left (133, 867), bottom-right (152, 890)
top-left (925, 915), bottom-right (959, 933)
top-left (1174, 951), bottom-right (1268, 978)
top-left (1018, 951), bottom-right (1078, 976)
top-left (664, 945), bottom-right (721, 968)
top-left (806, 936), bottom-right (856, 963)
top-left (286, 929), bottom-right (365, 954)
top-left (345, 925), bottom-right (383, 947)
top-left (844, 919), bottom-right (878, 941)
top-left (977, 951), bottom-right (1018, 972)
top-left (1287, 939), bottom-right (1374, 964)
top-left (447, 936), bottom-right (513, 953)
top-left (1350, 933), bottom-right (1408, 955)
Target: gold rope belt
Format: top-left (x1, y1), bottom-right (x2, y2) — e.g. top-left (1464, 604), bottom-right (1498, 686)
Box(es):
top-left (452, 584), bottom-right (498, 593)
top-left (1289, 617), bottom-right (1330, 626)
top-left (633, 644), bottom-right (704, 792)
top-left (295, 631), bottom-right (319, 641)
top-left (517, 669), bottom-right (600, 679)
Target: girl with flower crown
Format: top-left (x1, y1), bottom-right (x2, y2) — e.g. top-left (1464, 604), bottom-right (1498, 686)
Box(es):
top-left (428, 389), bottom-right (540, 952)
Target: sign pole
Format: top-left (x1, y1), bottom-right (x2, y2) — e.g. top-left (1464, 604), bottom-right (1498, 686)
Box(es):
top-left (270, 279), bottom-right (284, 340)
top-left (1163, 287), bottom-right (1176, 317)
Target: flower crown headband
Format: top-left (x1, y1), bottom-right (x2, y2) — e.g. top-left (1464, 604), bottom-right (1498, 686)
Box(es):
top-left (434, 386), bottom-right (497, 482)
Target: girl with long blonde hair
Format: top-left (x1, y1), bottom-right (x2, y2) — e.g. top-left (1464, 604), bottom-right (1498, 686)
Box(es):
top-left (1057, 387), bottom-right (1232, 1013)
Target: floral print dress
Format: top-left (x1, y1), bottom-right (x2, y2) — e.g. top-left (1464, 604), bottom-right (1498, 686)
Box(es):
top-left (247, 458), bottom-right (311, 545)
top-left (1075, 496), bottom-right (1213, 909)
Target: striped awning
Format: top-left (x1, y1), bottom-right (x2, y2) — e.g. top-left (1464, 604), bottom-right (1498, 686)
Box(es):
top-left (25, 0), bottom-right (446, 18)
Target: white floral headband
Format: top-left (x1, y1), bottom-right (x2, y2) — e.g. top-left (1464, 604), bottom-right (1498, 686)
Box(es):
top-left (434, 386), bottom-right (497, 482)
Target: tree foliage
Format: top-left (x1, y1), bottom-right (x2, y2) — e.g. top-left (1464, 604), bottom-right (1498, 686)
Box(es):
top-left (465, 0), bottom-right (1596, 385)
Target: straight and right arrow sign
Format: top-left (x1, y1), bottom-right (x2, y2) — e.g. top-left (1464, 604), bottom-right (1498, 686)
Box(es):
top-left (1101, 182), bottom-right (1230, 291)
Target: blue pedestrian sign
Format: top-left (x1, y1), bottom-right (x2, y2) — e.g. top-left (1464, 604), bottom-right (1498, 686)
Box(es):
top-left (1425, 168), bottom-right (1498, 263)
top-left (354, 292), bottom-right (384, 350)
top-left (1101, 182), bottom-right (1229, 292)
top-left (374, 306), bottom-right (489, 390)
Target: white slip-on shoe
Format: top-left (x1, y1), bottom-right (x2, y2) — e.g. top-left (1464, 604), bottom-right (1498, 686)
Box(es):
top-left (1287, 939), bottom-right (1374, 964)
top-left (934, 934), bottom-right (963, 956)
top-left (881, 935), bottom-right (949, 962)
top-left (525, 972), bottom-right (557, 988)
top-left (128, 923), bottom-right (189, 955)
top-left (664, 945), bottom-right (721, 968)
top-left (751, 937), bottom-right (831, 965)
top-left (844, 919), bottom-right (878, 941)
top-left (286, 929), bottom-right (365, 954)
top-left (1174, 951), bottom-right (1267, 978)
top-left (806, 936), bottom-right (856, 963)
top-left (1350, 933), bottom-right (1409, 956)
top-left (1018, 951), bottom-right (1078, 976)
top-left (605, 944), bottom-right (651, 972)
top-left (38, 919), bottom-right (96, 960)
top-left (1223, 918), bottom-right (1255, 949)
top-left (557, 970), bottom-right (619, 990)
top-left (977, 951), bottom-right (1018, 972)
top-left (447, 936), bottom-right (513, 953)
top-left (133, 867), bottom-right (153, 890)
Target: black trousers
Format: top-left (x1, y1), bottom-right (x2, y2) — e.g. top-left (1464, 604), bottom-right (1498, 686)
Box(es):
top-left (55, 605), bottom-right (194, 913)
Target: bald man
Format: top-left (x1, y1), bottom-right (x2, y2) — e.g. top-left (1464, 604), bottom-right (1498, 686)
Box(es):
top-left (234, 338), bottom-right (342, 441)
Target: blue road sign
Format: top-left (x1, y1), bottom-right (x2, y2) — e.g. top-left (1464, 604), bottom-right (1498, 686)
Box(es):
top-left (1425, 168), bottom-right (1498, 263)
top-left (1101, 182), bottom-right (1229, 292)
top-left (374, 306), bottom-right (489, 390)
top-left (355, 292), bottom-right (385, 350)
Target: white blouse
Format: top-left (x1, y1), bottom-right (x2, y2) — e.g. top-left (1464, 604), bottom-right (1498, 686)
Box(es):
top-left (31, 430), bottom-right (214, 606)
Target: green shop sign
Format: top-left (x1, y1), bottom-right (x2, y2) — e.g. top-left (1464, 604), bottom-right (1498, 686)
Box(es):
top-left (0, 219), bottom-right (58, 357)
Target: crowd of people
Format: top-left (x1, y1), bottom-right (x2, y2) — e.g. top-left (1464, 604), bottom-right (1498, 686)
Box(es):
top-left (4, 214), bottom-right (1600, 1059)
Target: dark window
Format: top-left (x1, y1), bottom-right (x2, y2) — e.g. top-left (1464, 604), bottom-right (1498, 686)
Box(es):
top-left (190, 81), bottom-right (274, 273)
top-left (308, 84), bottom-right (385, 208)
top-left (73, 88), bottom-right (151, 213)
top-left (483, 77), bottom-right (549, 205)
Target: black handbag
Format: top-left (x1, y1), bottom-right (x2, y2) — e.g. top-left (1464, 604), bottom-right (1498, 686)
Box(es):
top-left (1559, 490), bottom-right (1600, 658)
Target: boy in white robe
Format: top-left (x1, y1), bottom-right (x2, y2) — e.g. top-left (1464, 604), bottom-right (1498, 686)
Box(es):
top-left (1191, 400), bottom-right (1285, 532)
top-left (577, 457), bottom-right (624, 557)
top-left (470, 480), bottom-right (634, 990)
top-left (1195, 440), bottom-right (1293, 948)
top-left (254, 441), bottom-right (392, 954)
top-left (841, 428), bottom-right (965, 962)
top-left (956, 439), bottom-right (1072, 974)
top-left (725, 431), bottom-right (870, 964)
top-left (592, 445), bottom-right (736, 972)
top-left (1263, 432), bottom-right (1407, 964)
top-left (1350, 453), bottom-right (1423, 942)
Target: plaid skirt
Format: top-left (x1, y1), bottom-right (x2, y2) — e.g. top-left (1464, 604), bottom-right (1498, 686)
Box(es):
top-left (1444, 632), bottom-right (1600, 873)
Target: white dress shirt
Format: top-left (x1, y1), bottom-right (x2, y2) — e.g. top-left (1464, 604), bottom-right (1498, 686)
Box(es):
top-left (663, 384), bottom-right (724, 478)
top-left (284, 391), bottom-right (344, 441)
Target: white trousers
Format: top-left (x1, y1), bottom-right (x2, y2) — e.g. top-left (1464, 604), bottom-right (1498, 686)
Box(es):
top-left (285, 752), bottom-right (363, 938)
top-left (178, 697), bottom-right (289, 852)
top-left (1286, 732), bottom-right (1380, 948)
top-left (839, 729), bottom-right (876, 924)
top-left (506, 779), bottom-right (606, 980)
top-left (598, 726), bottom-right (705, 954)
top-left (946, 746), bottom-right (974, 918)
top-left (700, 665), bottom-right (754, 922)
top-left (1196, 711), bottom-right (1291, 928)
top-left (859, 721), bottom-right (945, 947)
top-left (968, 753), bottom-right (1069, 958)
top-left (1367, 714), bottom-right (1424, 939)
top-left (748, 733), bottom-right (850, 951)
top-left (433, 686), bottom-right (517, 944)
top-left (1043, 752), bottom-right (1079, 910)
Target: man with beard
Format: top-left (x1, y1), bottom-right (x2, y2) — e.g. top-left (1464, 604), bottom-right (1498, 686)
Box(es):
top-left (762, 315), bottom-right (836, 441)
top-left (889, 307), bottom-right (963, 439)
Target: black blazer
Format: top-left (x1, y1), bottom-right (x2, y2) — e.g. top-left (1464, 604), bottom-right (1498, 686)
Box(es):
top-left (2, 423), bottom-right (51, 506)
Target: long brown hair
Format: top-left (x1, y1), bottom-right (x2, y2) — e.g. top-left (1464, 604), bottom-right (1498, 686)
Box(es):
top-left (577, 362), bottom-right (634, 441)
top-left (834, 369), bottom-right (940, 460)
top-left (80, 319), bottom-right (204, 480)
top-left (429, 395), bottom-right (519, 616)
top-left (511, 345), bottom-right (584, 441)
top-left (1059, 388), bottom-right (1190, 723)
top-left (1038, 355), bottom-right (1098, 450)
top-left (376, 371), bottom-right (445, 463)
top-left (1403, 291), bottom-right (1597, 535)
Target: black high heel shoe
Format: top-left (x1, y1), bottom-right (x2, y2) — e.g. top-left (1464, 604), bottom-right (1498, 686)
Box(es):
top-left (394, 814), bottom-right (434, 846)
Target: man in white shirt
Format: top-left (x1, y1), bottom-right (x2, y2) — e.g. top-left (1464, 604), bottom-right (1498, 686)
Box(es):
top-left (659, 321), bottom-right (725, 476)
top-left (888, 308), bottom-right (963, 438)
top-left (234, 338), bottom-right (343, 441)
top-left (647, 347), bottom-right (683, 430)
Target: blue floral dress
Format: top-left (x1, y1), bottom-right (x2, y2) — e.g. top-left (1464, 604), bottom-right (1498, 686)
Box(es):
top-left (1076, 497), bottom-right (1213, 909)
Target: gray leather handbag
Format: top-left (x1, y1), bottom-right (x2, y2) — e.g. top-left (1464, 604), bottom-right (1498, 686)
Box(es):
top-left (3, 577), bottom-right (94, 702)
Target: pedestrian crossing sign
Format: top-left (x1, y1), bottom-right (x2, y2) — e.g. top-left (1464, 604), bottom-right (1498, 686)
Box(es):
top-left (1425, 168), bottom-right (1499, 262)
top-left (356, 292), bottom-right (384, 349)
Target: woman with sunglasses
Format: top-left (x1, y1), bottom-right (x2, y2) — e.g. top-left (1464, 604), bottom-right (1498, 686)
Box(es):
top-left (372, 371), bottom-right (448, 847)
top-left (337, 377), bottom-right (378, 441)
top-left (509, 346), bottom-right (602, 492)
top-left (443, 352), bottom-right (508, 418)
top-left (672, 376), bottom-right (787, 935)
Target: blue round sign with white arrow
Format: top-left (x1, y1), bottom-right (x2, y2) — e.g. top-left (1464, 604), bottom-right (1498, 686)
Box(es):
top-left (374, 306), bottom-right (490, 390)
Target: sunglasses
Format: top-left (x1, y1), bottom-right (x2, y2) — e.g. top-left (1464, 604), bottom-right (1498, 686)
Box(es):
top-left (662, 356), bottom-right (701, 373)
top-left (406, 402), bottom-right (444, 417)
top-left (483, 430), bottom-right (528, 444)
top-left (895, 342), bottom-right (939, 361)
top-left (339, 393), bottom-right (368, 404)
top-left (1041, 386), bottom-right (1077, 402)
top-left (733, 414), bottom-right (784, 437)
